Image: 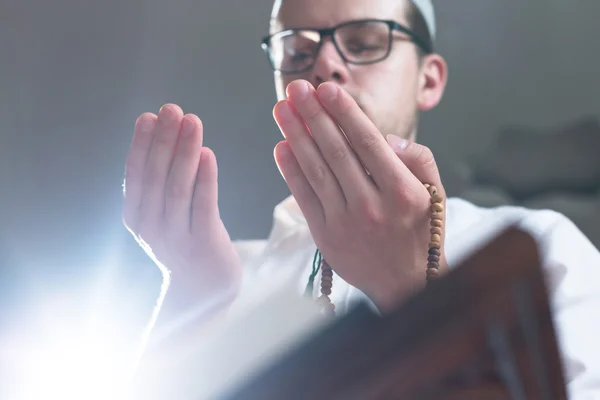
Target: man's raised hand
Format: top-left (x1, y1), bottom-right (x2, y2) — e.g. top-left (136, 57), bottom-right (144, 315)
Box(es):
top-left (123, 104), bottom-right (242, 306)
top-left (273, 80), bottom-right (448, 311)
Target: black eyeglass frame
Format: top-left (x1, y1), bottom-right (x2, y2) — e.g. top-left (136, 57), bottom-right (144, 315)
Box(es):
top-left (261, 18), bottom-right (433, 74)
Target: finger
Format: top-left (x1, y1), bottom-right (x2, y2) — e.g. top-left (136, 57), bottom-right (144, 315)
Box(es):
top-left (191, 147), bottom-right (219, 233)
top-left (123, 113), bottom-right (157, 231)
top-left (165, 114), bottom-right (204, 232)
top-left (316, 82), bottom-right (410, 191)
top-left (274, 140), bottom-right (325, 225)
top-left (386, 136), bottom-right (445, 198)
top-left (140, 104), bottom-right (184, 224)
top-left (286, 80), bottom-right (373, 203)
top-left (273, 99), bottom-right (346, 214)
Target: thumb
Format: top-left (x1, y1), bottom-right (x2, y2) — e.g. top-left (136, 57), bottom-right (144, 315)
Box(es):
top-left (386, 134), bottom-right (445, 198)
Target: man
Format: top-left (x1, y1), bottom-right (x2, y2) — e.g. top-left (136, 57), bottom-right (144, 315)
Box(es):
top-left (123, 0), bottom-right (600, 397)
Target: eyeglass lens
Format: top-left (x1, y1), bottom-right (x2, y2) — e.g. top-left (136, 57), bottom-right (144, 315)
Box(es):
top-left (268, 20), bottom-right (391, 73)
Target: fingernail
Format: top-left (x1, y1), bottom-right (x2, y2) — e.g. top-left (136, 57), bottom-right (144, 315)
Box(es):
top-left (318, 82), bottom-right (338, 102)
top-left (158, 104), bottom-right (178, 123)
top-left (296, 80), bottom-right (311, 100)
top-left (158, 104), bottom-right (171, 115)
top-left (387, 134), bottom-right (408, 150)
top-left (181, 116), bottom-right (194, 137)
top-left (137, 114), bottom-right (155, 132)
top-left (288, 80), bottom-right (311, 101)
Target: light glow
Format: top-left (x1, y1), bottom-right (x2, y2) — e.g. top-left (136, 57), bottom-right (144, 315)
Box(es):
top-left (3, 293), bottom-right (136, 400)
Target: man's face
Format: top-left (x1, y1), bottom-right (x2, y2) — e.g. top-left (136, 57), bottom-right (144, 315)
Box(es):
top-left (269, 0), bottom-right (443, 139)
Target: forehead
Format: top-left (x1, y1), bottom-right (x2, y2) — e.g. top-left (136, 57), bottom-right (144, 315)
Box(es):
top-left (271, 0), bottom-right (407, 32)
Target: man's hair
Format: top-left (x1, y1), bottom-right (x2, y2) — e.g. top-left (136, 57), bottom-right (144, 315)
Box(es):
top-left (405, 1), bottom-right (434, 57)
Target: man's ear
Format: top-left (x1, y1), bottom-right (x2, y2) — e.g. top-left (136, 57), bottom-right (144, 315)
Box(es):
top-left (416, 54), bottom-right (448, 111)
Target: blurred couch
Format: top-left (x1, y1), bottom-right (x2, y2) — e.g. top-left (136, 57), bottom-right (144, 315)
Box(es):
top-left (441, 116), bottom-right (600, 247)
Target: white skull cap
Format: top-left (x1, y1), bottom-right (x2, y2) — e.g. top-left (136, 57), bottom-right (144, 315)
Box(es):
top-left (410, 0), bottom-right (436, 40)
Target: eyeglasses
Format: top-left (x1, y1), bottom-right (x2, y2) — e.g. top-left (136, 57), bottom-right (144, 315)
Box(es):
top-left (261, 18), bottom-right (432, 74)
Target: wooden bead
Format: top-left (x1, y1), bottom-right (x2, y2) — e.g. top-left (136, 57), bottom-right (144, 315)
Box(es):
top-left (428, 255), bottom-right (440, 263)
top-left (321, 269), bottom-right (333, 277)
top-left (431, 214), bottom-right (443, 221)
top-left (430, 227), bottom-right (443, 236)
top-left (325, 303), bottom-right (335, 313)
top-left (318, 297), bottom-right (335, 317)
top-left (431, 219), bottom-right (443, 227)
top-left (428, 248), bottom-right (441, 256)
top-left (431, 203), bottom-right (444, 213)
top-left (424, 184), bottom-right (444, 286)
top-left (430, 195), bottom-right (444, 204)
top-left (321, 275), bottom-right (333, 282)
top-left (321, 287), bottom-right (332, 295)
top-left (426, 268), bottom-right (440, 278)
top-left (321, 281), bottom-right (332, 288)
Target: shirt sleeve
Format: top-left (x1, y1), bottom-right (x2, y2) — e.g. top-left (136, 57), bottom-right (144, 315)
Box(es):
top-left (532, 212), bottom-right (600, 399)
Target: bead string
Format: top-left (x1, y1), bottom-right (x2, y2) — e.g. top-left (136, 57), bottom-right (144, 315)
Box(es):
top-left (425, 183), bottom-right (444, 283)
top-left (306, 183), bottom-right (444, 317)
top-left (303, 249), bottom-right (322, 297)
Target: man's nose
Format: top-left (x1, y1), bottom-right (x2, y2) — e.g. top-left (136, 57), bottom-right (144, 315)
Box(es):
top-left (309, 40), bottom-right (350, 87)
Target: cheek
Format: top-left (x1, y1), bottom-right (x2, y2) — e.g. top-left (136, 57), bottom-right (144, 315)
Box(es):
top-left (353, 67), bottom-right (419, 135)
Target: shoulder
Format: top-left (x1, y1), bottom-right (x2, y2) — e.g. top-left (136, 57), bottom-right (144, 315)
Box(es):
top-left (447, 196), bottom-right (568, 229)
top-left (444, 197), bottom-right (597, 269)
top-left (446, 197), bottom-right (600, 295)
top-left (446, 197), bottom-right (586, 243)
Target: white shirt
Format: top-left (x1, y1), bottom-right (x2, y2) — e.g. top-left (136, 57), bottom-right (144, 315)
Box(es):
top-left (234, 195), bottom-right (600, 399)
